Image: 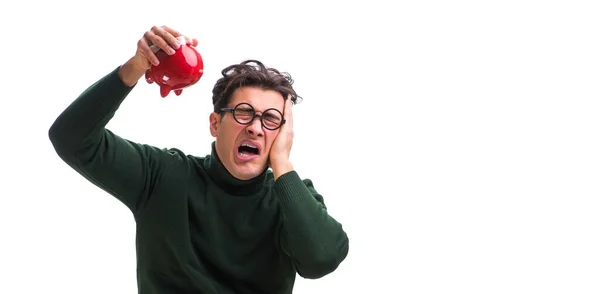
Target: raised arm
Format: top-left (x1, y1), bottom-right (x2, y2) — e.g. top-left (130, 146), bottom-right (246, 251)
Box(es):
top-left (48, 25), bottom-right (198, 215)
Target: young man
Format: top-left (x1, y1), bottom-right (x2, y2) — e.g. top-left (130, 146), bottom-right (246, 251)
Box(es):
top-left (48, 25), bottom-right (349, 293)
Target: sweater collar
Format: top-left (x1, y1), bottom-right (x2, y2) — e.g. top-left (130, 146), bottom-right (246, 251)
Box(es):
top-left (205, 141), bottom-right (268, 196)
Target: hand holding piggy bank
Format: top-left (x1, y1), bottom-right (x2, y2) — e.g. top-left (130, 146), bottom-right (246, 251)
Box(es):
top-left (145, 35), bottom-right (204, 98)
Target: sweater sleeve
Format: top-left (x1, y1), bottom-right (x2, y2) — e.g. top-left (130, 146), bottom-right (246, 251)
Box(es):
top-left (48, 66), bottom-right (180, 215)
top-left (274, 171), bottom-right (350, 279)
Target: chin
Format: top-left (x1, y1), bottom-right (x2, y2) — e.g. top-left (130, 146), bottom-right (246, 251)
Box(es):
top-left (232, 162), bottom-right (268, 181)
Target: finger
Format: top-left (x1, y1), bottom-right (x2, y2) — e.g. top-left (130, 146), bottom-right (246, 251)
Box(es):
top-left (159, 26), bottom-right (185, 49)
top-left (182, 36), bottom-right (198, 47)
top-left (148, 26), bottom-right (178, 54)
top-left (161, 25), bottom-right (183, 37)
top-left (161, 26), bottom-right (199, 48)
top-left (138, 37), bottom-right (159, 66)
top-left (144, 30), bottom-right (174, 55)
top-left (285, 95), bottom-right (293, 128)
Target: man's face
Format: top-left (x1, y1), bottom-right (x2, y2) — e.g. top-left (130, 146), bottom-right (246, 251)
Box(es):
top-left (209, 86), bottom-right (285, 180)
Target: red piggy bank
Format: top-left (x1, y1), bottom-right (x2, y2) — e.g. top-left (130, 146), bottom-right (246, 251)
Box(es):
top-left (145, 36), bottom-right (204, 98)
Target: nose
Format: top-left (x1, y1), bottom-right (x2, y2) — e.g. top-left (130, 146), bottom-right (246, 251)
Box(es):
top-left (245, 117), bottom-right (264, 137)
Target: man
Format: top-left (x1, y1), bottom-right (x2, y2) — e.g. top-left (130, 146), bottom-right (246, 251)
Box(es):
top-left (48, 25), bottom-right (349, 293)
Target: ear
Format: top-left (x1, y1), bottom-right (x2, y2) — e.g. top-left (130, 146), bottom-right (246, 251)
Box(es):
top-left (209, 112), bottom-right (219, 137)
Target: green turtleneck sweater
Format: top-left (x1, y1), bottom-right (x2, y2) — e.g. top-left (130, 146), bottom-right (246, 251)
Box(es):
top-left (48, 67), bottom-right (349, 294)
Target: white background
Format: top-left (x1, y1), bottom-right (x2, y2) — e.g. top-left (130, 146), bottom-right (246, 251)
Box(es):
top-left (1, 0), bottom-right (599, 293)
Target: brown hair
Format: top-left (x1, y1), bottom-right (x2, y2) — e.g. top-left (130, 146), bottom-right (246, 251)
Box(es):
top-left (211, 60), bottom-right (302, 112)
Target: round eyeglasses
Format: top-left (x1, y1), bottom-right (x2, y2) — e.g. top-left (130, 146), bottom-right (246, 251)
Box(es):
top-left (219, 102), bottom-right (286, 130)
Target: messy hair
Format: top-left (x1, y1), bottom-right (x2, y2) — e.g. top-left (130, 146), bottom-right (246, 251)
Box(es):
top-left (212, 60), bottom-right (302, 112)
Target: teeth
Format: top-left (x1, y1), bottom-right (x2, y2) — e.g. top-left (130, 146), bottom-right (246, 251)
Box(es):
top-left (242, 143), bottom-right (258, 149)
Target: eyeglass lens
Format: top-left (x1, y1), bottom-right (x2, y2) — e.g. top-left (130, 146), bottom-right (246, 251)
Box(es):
top-left (233, 104), bottom-right (283, 129)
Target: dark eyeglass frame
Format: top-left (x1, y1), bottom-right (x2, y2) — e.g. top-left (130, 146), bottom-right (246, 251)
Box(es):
top-left (219, 102), bottom-right (286, 130)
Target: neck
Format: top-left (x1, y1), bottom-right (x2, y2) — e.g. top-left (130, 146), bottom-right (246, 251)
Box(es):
top-left (205, 141), bottom-right (268, 196)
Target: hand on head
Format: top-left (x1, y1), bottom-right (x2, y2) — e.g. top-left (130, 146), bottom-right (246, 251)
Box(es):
top-left (269, 95), bottom-right (294, 168)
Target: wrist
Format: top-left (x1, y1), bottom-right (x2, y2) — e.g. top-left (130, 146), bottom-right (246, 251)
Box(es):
top-left (272, 159), bottom-right (293, 181)
top-left (118, 56), bottom-right (149, 87)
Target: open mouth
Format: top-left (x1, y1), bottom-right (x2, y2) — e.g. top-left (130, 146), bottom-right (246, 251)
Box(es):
top-left (238, 143), bottom-right (260, 157)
